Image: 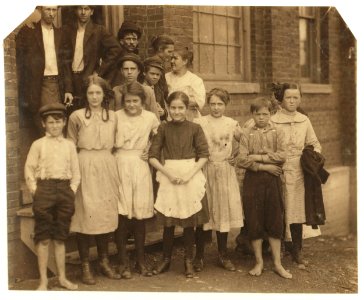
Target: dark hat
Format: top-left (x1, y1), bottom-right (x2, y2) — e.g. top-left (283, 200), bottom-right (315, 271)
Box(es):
top-left (39, 102), bottom-right (66, 116)
top-left (117, 53), bottom-right (143, 71)
top-left (144, 55), bottom-right (164, 71)
top-left (117, 21), bottom-right (142, 40)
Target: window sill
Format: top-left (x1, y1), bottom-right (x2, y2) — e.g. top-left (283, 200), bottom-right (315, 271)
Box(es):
top-left (204, 81), bottom-right (260, 94)
top-left (301, 83), bottom-right (332, 94)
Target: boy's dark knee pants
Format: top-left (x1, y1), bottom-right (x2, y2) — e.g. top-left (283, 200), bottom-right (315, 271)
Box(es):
top-left (33, 180), bottom-right (75, 243)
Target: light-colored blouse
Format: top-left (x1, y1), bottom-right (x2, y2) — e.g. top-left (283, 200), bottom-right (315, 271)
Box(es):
top-left (270, 110), bottom-right (321, 158)
top-left (115, 109), bottom-right (159, 150)
top-left (67, 108), bottom-right (116, 150)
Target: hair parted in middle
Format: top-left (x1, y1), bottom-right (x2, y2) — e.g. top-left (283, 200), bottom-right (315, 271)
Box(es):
top-left (83, 74), bottom-right (114, 121)
top-left (166, 91), bottom-right (189, 107)
top-left (271, 82), bottom-right (302, 102)
top-left (207, 88), bottom-right (231, 105)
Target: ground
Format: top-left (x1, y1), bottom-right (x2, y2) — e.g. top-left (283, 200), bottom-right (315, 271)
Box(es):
top-left (9, 232), bottom-right (357, 294)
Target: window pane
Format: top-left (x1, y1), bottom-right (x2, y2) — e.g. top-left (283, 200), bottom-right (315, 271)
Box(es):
top-left (299, 18), bottom-right (309, 78)
top-left (228, 46), bottom-right (240, 74)
top-left (214, 45), bottom-right (227, 74)
top-left (199, 14), bottom-right (214, 43)
top-left (214, 6), bottom-right (226, 15)
top-left (228, 17), bottom-right (240, 45)
top-left (227, 6), bottom-right (240, 17)
top-left (214, 15), bottom-right (227, 44)
top-left (199, 44), bottom-right (214, 74)
top-left (193, 44), bottom-right (200, 72)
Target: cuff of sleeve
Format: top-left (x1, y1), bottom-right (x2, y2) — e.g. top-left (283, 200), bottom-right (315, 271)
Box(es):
top-left (27, 182), bottom-right (37, 195)
top-left (70, 184), bottom-right (78, 194)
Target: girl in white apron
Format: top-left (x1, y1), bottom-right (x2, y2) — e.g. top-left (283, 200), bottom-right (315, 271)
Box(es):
top-left (149, 91), bottom-right (209, 278)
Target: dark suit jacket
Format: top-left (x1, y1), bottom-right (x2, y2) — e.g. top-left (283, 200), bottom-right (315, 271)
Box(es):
top-left (16, 22), bottom-right (65, 113)
top-left (62, 20), bottom-right (121, 94)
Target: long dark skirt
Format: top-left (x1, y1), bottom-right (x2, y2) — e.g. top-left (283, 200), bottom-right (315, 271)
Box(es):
top-left (243, 170), bottom-right (284, 240)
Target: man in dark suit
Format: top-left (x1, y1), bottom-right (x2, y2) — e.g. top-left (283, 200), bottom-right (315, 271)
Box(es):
top-left (62, 5), bottom-right (121, 111)
top-left (16, 6), bottom-right (65, 136)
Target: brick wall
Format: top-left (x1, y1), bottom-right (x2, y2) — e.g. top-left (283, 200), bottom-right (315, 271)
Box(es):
top-left (4, 30), bottom-right (21, 281)
top-left (124, 5), bottom-right (194, 60)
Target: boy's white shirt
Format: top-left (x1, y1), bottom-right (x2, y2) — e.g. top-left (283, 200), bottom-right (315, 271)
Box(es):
top-left (24, 132), bottom-right (80, 194)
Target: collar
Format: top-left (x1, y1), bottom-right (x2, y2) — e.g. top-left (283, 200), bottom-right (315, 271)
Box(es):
top-left (271, 110), bottom-right (307, 124)
top-left (252, 122), bottom-right (274, 132)
top-left (45, 132), bottom-right (63, 142)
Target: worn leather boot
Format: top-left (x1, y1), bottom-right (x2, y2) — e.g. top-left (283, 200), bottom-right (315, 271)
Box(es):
top-left (119, 262), bottom-right (132, 279)
top-left (99, 256), bottom-right (121, 279)
top-left (290, 224), bottom-right (307, 265)
top-left (152, 257), bottom-right (171, 275)
top-left (184, 258), bottom-right (194, 278)
top-left (81, 261), bottom-right (96, 285)
top-left (218, 253), bottom-right (236, 271)
top-left (136, 262), bottom-right (153, 277)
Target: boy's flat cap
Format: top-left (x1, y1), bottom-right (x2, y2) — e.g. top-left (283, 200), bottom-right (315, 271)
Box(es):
top-left (39, 102), bottom-right (66, 116)
top-left (144, 55), bottom-right (164, 71)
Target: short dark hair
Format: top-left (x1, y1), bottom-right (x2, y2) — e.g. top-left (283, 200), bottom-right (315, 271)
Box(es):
top-left (121, 82), bottom-right (146, 105)
top-left (250, 97), bottom-right (274, 114)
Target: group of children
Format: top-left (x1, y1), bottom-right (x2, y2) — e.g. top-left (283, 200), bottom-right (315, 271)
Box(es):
top-left (25, 77), bottom-right (322, 290)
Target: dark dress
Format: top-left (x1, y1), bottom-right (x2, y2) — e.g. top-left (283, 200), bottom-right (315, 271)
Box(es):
top-left (149, 120), bottom-right (210, 227)
top-left (237, 124), bottom-right (286, 240)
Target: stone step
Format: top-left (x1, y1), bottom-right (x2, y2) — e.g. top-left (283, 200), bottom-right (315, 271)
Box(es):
top-left (16, 206), bottom-right (182, 273)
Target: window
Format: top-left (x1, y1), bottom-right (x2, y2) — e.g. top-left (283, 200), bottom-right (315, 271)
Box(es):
top-left (299, 7), bottom-right (329, 83)
top-left (193, 6), bottom-right (250, 81)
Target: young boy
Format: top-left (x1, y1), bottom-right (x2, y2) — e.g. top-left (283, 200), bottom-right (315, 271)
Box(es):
top-left (24, 103), bottom-right (81, 290)
top-left (236, 97), bottom-right (292, 279)
top-left (143, 55), bottom-right (168, 121)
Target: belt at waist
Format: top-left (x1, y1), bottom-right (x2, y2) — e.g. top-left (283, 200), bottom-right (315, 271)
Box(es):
top-left (43, 75), bottom-right (59, 80)
top-left (37, 179), bottom-right (70, 185)
top-left (72, 70), bottom-right (83, 74)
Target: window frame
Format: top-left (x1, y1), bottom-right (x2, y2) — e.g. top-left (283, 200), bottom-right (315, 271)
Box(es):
top-left (299, 7), bottom-right (322, 83)
top-left (192, 6), bottom-right (251, 82)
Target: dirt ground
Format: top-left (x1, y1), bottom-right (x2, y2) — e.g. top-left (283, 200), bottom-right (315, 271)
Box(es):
top-left (9, 232), bottom-right (357, 294)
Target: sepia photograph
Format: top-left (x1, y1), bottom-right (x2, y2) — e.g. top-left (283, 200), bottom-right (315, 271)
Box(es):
top-left (1, 0), bottom-right (359, 298)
